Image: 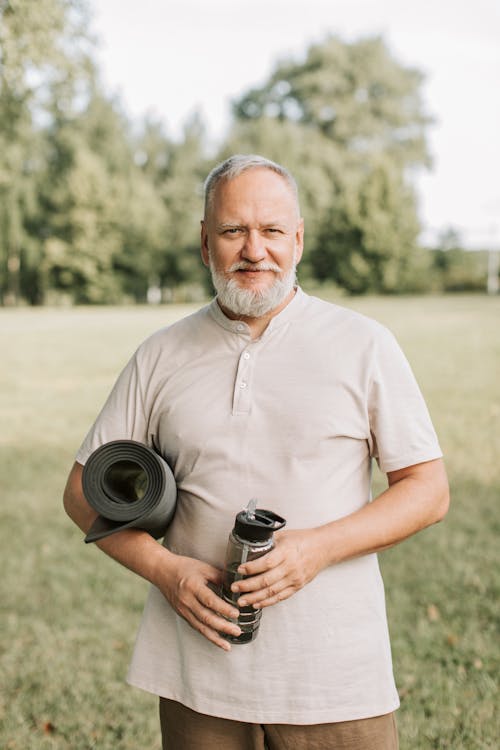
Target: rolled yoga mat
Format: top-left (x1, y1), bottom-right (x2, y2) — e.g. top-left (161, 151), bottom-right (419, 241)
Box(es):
top-left (82, 440), bottom-right (177, 544)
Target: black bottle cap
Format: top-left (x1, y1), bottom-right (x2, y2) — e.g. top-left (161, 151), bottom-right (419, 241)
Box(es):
top-left (234, 509), bottom-right (286, 543)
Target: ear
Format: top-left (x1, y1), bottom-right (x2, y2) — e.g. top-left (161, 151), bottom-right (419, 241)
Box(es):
top-left (200, 220), bottom-right (210, 267)
top-left (294, 218), bottom-right (305, 265)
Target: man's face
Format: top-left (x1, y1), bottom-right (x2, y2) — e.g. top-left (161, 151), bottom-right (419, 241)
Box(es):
top-left (201, 168), bottom-right (304, 317)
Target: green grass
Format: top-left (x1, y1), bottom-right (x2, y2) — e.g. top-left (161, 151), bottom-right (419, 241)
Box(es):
top-left (1, 295), bottom-right (499, 749)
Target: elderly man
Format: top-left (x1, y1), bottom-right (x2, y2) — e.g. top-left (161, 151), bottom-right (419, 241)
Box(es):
top-left (64, 154), bottom-right (449, 749)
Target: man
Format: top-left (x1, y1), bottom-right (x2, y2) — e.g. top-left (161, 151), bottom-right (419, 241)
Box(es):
top-left (64, 154), bottom-right (449, 749)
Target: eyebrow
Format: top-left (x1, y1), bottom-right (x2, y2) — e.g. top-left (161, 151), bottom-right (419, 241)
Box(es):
top-left (216, 221), bottom-right (288, 230)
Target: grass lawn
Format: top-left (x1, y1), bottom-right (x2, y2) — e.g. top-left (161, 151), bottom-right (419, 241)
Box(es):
top-left (1, 294), bottom-right (499, 748)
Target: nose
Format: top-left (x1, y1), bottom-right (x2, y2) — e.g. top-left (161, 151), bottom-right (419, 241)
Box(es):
top-left (242, 229), bottom-right (266, 262)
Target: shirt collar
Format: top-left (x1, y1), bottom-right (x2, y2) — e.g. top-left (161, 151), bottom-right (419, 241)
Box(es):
top-left (208, 287), bottom-right (308, 337)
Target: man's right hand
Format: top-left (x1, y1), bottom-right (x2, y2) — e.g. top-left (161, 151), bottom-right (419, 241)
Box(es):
top-left (154, 554), bottom-right (242, 651)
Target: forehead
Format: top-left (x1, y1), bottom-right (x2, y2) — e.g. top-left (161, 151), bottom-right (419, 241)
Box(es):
top-left (209, 168), bottom-right (298, 223)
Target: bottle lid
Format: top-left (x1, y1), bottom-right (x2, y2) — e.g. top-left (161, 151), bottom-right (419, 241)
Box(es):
top-left (234, 507), bottom-right (286, 543)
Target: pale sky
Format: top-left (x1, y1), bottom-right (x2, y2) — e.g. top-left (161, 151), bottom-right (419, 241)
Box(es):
top-left (89, 0), bottom-right (500, 248)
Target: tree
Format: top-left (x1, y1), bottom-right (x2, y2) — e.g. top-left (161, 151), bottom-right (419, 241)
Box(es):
top-left (39, 91), bottom-right (169, 303)
top-left (230, 35), bottom-right (432, 292)
top-left (0, 0), bottom-right (170, 305)
top-left (311, 157), bottom-right (422, 293)
top-left (135, 112), bottom-right (210, 298)
top-left (233, 35), bottom-right (431, 170)
top-left (0, 0), bottom-right (96, 304)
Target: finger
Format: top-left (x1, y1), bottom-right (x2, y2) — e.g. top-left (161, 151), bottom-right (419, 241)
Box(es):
top-left (240, 585), bottom-right (297, 610)
top-left (231, 564), bottom-right (287, 595)
top-left (198, 624), bottom-right (233, 651)
top-left (199, 585), bottom-right (240, 621)
top-left (237, 548), bottom-right (284, 577)
top-left (236, 572), bottom-right (291, 607)
top-left (195, 604), bottom-right (242, 639)
top-left (181, 601), bottom-right (242, 650)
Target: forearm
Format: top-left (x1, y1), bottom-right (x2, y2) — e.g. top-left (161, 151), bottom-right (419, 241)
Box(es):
top-left (316, 458), bottom-right (450, 567)
top-left (97, 527), bottom-right (176, 587)
top-left (63, 461), bottom-right (174, 587)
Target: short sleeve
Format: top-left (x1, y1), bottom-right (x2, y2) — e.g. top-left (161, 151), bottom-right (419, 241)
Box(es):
top-left (75, 350), bottom-right (149, 465)
top-left (368, 327), bottom-right (442, 473)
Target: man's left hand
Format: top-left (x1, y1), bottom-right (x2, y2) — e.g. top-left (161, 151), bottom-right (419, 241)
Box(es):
top-left (231, 458), bottom-right (450, 610)
top-left (230, 529), bottom-right (326, 609)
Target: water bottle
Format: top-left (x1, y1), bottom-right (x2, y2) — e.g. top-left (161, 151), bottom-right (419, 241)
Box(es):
top-left (221, 499), bottom-right (286, 644)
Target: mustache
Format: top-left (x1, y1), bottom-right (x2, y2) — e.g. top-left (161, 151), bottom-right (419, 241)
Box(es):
top-left (227, 261), bottom-right (282, 273)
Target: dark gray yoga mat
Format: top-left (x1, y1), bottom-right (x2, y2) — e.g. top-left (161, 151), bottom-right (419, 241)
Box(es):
top-left (82, 440), bottom-right (177, 543)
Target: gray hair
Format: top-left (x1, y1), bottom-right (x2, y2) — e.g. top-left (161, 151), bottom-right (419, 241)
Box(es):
top-left (203, 154), bottom-right (300, 218)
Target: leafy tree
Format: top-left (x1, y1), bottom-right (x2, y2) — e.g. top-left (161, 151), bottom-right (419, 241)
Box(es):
top-left (310, 157), bottom-right (422, 293)
top-left (1, 0), bottom-right (170, 305)
top-left (39, 91), bottom-right (169, 303)
top-left (233, 35), bottom-right (431, 169)
top-left (135, 112), bottom-right (209, 297)
top-left (230, 35), bottom-right (431, 292)
top-left (0, 0), bottom-right (95, 304)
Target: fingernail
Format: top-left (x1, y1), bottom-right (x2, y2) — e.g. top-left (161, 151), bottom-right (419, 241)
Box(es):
top-left (239, 598), bottom-right (247, 606)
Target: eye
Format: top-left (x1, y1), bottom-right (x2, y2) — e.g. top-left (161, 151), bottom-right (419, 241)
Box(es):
top-left (265, 227), bottom-right (283, 235)
top-left (223, 227), bottom-right (243, 235)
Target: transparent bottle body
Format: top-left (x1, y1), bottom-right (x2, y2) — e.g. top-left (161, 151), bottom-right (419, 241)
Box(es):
top-left (221, 532), bottom-right (274, 644)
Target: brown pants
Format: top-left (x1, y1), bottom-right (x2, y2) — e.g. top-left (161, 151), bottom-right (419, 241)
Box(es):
top-left (159, 698), bottom-right (399, 750)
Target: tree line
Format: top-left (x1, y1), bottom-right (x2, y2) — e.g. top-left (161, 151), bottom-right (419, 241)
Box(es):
top-left (0, 0), bottom-right (491, 306)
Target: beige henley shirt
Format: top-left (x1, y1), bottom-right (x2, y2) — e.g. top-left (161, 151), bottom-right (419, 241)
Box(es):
top-left (76, 288), bottom-right (442, 724)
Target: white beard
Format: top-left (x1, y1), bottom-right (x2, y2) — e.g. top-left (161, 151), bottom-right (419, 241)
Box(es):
top-left (208, 259), bottom-right (297, 318)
